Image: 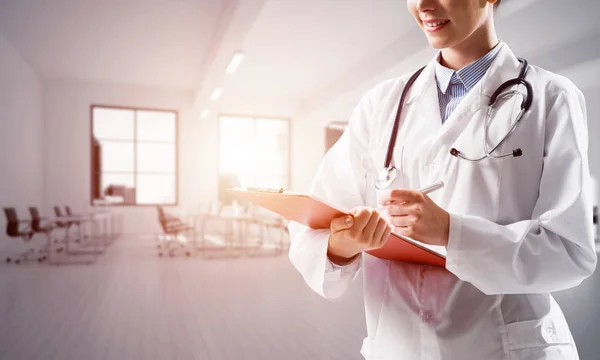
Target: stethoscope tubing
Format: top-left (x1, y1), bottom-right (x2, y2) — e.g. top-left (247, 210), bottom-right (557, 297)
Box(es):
top-left (376, 57), bottom-right (532, 189)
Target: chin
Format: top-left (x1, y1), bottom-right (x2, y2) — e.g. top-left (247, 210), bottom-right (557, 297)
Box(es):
top-left (425, 32), bottom-right (463, 50)
top-left (426, 37), bottom-right (450, 50)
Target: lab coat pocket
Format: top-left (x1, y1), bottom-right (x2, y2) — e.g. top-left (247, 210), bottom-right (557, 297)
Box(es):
top-left (505, 318), bottom-right (576, 359)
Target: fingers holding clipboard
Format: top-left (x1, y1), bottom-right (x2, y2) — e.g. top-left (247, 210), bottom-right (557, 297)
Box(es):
top-left (226, 187), bottom-right (447, 266)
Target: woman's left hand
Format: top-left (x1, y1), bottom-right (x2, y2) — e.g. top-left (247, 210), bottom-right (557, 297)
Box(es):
top-left (379, 189), bottom-right (450, 246)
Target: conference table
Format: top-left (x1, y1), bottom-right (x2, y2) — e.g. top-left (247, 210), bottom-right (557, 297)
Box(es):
top-left (177, 208), bottom-right (289, 258)
top-left (44, 211), bottom-right (122, 264)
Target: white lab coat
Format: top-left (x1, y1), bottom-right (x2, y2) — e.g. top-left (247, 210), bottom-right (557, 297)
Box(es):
top-left (288, 43), bottom-right (597, 360)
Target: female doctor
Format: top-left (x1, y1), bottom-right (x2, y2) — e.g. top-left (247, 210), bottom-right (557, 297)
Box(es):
top-left (288, 0), bottom-right (597, 359)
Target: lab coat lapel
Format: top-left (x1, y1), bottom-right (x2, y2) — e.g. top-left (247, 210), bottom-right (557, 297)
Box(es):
top-left (384, 59), bottom-right (441, 170)
top-left (414, 69), bottom-right (444, 135)
top-left (479, 44), bottom-right (522, 104)
top-left (424, 44), bottom-right (522, 165)
top-left (400, 59), bottom-right (442, 142)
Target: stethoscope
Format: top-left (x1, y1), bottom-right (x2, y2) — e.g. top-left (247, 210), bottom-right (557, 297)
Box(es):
top-left (375, 57), bottom-right (533, 190)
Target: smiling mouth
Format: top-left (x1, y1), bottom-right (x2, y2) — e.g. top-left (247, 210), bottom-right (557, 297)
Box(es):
top-left (423, 20), bottom-right (450, 32)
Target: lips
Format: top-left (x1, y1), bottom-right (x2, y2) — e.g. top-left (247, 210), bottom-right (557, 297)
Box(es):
top-left (422, 19), bottom-right (450, 32)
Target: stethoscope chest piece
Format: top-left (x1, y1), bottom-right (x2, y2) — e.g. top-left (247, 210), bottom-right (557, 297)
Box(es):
top-left (375, 166), bottom-right (398, 190)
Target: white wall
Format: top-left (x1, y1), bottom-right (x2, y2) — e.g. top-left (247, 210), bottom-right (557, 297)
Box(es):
top-left (557, 59), bottom-right (600, 192)
top-left (43, 80), bottom-right (198, 235)
top-left (0, 33), bottom-right (43, 250)
top-left (292, 101), bottom-right (356, 193)
top-left (584, 87), bottom-right (600, 182)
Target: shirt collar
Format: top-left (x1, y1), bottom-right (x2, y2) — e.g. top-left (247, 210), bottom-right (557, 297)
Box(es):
top-left (435, 41), bottom-right (504, 94)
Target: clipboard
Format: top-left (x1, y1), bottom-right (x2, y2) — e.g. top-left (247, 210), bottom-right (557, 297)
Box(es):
top-left (227, 188), bottom-right (446, 267)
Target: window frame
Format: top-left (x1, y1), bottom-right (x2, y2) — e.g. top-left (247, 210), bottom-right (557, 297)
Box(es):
top-left (217, 113), bottom-right (292, 191)
top-left (89, 104), bottom-right (179, 207)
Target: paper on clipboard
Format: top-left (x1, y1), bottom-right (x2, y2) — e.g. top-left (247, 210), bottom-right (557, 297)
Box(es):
top-left (227, 188), bottom-right (446, 267)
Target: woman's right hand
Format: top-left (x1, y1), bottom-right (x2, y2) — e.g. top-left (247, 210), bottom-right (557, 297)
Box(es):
top-left (327, 207), bottom-right (392, 265)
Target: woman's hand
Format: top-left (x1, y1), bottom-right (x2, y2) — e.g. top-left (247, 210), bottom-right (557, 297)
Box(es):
top-left (379, 189), bottom-right (450, 246)
top-left (327, 207), bottom-right (392, 265)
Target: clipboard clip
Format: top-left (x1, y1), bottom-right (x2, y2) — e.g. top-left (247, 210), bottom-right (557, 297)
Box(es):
top-left (246, 187), bottom-right (287, 194)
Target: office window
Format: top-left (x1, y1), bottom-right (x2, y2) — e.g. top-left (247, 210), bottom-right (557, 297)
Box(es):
top-left (91, 105), bottom-right (177, 206)
top-left (219, 116), bottom-right (290, 191)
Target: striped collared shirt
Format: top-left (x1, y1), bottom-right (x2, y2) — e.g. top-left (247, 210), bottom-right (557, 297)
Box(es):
top-left (435, 42), bottom-right (503, 124)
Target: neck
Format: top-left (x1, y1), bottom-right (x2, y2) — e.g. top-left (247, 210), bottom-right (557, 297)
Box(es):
top-left (440, 20), bottom-right (499, 70)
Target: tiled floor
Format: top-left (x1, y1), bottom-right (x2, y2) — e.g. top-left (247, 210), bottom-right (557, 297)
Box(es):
top-left (0, 237), bottom-right (367, 360)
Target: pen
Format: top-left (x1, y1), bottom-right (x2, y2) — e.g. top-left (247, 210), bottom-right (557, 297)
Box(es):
top-left (416, 181), bottom-right (445, 195)
top-left (377, 181), bottom-right (445, 210)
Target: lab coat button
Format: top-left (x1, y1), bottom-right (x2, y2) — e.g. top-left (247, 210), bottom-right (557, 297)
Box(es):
top-left (542, 322), bottom-right (556, 342)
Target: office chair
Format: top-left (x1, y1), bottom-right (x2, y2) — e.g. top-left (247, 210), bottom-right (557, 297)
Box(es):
top-left (29, 207), bottom-right (64, 262)
top-left (156, 206), bottom-right (194, 257)
top-left (60, 206), bottom-right (105, 257)
top-left (3, 207), bottom-right (35, 264)
top-left (64, 206), bottom-right (87, 243)
top-left (64, 206), bottom-right (78, 217)
top-left (50, 205), bottom-right (90, 258)
top-left (53, 206), bottom-right (79, 243)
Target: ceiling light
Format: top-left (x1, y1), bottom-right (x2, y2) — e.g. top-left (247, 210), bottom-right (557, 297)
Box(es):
top-left (200, 109), bottom-right (210, 118)
top-left (226, 51), bottom-right (246, 74)
top-left (210, 87), bottom-right (223, 101)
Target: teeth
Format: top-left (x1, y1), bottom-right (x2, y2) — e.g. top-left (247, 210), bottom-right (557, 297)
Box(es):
top-left (425, 20), bottom-right (448, 28)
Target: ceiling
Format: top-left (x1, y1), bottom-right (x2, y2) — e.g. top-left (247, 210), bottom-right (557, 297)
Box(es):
top-left (220, 0), bottom-right (415, 108)
top-left (0, 0), bottom-right (224, 90)
top-left (1, 0), bottom-right (599, 116)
